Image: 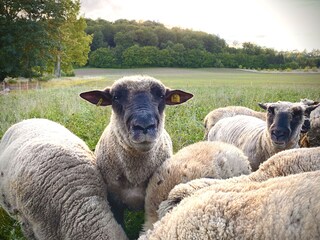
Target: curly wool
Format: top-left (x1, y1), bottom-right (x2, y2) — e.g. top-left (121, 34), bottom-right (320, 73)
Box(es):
top-left (0, 119), bottom-right (127, 240)
top-left (140, 170), bottom-right (320, 240)
top-left (159, 146), bottom-right (320, 218)
top-left (203, 106), bottom-right (266, 140)
top-left (142, 141), bottom-right (251, 232)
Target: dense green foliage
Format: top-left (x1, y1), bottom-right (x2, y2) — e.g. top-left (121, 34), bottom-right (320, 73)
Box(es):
top-left (0, 68), bottom-right (320, 239)
top-left (86, 19), bottom-right (320, 70)
top-left (1, 0), bottom-right (319, 81)
top-left (0, 0), bottom-right (92, 81)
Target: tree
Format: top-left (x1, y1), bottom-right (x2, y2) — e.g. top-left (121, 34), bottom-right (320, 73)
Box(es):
top-left (0, 0), bottom-right (92, 80)
top-left (91, 30), bottom-right (108, 51)
top-left (49, 0), bottom-right (92, 77)
top-left (62, 17), bottom-right (92, 75)
top-left (0, 0), bottom-right (61, 80)
top-left (89, 47), bottom-right (117, 68)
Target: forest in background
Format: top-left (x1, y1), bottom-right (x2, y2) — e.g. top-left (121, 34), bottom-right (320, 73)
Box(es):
top-left (1, 0), bottom-right (320, 82)
top-left (85, 18), bottom-right (320, 70)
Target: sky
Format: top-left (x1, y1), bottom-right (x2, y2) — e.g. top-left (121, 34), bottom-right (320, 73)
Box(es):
top-left (80, 0), bottom-right (320, 52)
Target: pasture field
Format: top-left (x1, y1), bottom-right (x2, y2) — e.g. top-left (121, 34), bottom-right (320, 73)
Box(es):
top-left (0, 68), bottom-right (319, 239)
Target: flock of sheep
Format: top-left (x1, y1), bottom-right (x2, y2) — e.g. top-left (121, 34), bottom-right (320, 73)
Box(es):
top-left (0, 75), bottom-right (319, 240)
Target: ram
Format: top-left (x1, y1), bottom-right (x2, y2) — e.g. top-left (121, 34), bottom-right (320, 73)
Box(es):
top-left (0, 119), bottom-right (127, 240)
top-left (80, 75), bottom-right (193, 225)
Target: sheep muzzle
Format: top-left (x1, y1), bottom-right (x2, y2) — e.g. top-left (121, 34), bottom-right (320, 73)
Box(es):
top-left (127, 111), bottom-right (160, 151)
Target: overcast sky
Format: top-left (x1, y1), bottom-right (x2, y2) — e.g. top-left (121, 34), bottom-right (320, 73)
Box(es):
top-left (80, 0), bottom-right (320, 51)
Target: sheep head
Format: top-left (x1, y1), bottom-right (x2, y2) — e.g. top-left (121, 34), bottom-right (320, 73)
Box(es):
top-left (80, 75), bottom-right (193, 152)
top-left (258, 101), bottom-right (320, 150)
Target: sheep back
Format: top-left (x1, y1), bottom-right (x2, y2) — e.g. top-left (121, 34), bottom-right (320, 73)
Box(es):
top-left (160, 146), bottom-right (320, 218)
top-left (140, 171), bottom-right (320, 240)
top-left (143, 141), bottom-right (251, 232)
top-left (0, 119), bottom-right (127, 240)
top-left (208, 115), bottom-right (272, 170)
top-left (203, 106), bottom-right (266, 140)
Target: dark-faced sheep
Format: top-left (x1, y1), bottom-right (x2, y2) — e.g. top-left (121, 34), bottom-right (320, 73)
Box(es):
top-left (299, 99), bottom-right (320, 147)
top-left (0, 119), bottom-right (128, 240)
top-left (208, 101), bottom-right (319, 171)
top-left (80, 75), bottom-right (193, 225)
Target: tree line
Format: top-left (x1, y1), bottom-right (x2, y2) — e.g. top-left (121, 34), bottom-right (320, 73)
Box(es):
top-left (1, 1), bottom-right (319, 82)
top-left (86, 18), bottom-right (320, 70)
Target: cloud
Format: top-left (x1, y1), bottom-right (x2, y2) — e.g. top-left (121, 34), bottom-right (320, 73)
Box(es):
top-left (80, 0), bottom-right (122, 19)
top-left (79, 0), bottom-right (320, 51)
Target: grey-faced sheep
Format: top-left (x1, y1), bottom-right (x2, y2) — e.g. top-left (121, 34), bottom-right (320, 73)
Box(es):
top-left (207, 101), bottom-right (319, 171)
top-left (0, 118), bottom-right (128, 240)
top-left (159, 146), bottom-right (320, 216)
top-left (140, 170), bottom-right (320, 240)
top-left (142, 141), bottom-right (251, 233)
top-left (203, 106), bottom-right (266, 140)
top-left (80, 75), bottom-right (193, 225)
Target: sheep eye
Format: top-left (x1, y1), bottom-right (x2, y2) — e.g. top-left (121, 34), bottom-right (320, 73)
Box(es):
top-left (151, 86), bottom-right (165, 100)
top-left (113, 95), bottom-right (121, 101)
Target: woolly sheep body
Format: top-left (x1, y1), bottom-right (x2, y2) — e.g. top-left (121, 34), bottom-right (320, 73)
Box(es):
top-left (160, 146), bottom-right (320, 217)
top-left (142, 141), bottom-right (251, 232)
top-left (207, 101), bottom-right (317, 171)
top-left (140, 170), bottom-right (320, 240)
top-left (0, 119), bottom-right (127, 240)
top-left (203, 106), bottom-right (266, 140)
top-left (208, 115), bottom-right (275, 171)
top-left (80, 75), bottom-right (193, 225)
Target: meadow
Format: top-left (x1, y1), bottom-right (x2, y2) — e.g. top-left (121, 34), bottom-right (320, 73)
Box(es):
top-left (0, 68), bottom-right (319, 239)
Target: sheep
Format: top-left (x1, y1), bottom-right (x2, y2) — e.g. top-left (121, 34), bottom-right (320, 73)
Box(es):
top-left (307, 105), bottom-right (320, 146)
top-left (203, 106), bottom-right (266, 140)
top-left (142, 141), bottom-right (251, 233)
top-left (203, 100), bottom-right (317, 145)
top-left (139, 170), bottom-right (320, 240)
top-left (207, 101), bottom-right (319, 171)
top-left (299, 99), bottom-right (320, 147)
top-left (159, 146), bottom-right (320, 217)
top-left (0, 118), bottom-right (128, 240)
top-left (79, 75), bottom-right (193, 226)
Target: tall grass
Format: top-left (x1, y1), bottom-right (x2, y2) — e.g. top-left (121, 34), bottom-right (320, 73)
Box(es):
top-left (0, 68), bottom-right (319, 239)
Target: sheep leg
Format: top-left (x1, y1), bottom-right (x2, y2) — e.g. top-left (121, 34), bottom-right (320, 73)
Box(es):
top-left (108, 193), bottom-right (125, 228)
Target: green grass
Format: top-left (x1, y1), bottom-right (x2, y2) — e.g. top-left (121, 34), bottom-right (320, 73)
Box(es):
top-left (0, 68), bottom-right (319, 239)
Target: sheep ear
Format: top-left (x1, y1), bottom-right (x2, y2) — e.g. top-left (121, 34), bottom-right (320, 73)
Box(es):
top-left (79, 89), bottom-right (112, 106)
top-left (165, 90), bottom-right (193, 105)
top-left (258, 103), bottom-right (268, 110)
top-left (300, 98), bottom-right (320, 106)
top-left (305, 103), bottom-right (320, 116)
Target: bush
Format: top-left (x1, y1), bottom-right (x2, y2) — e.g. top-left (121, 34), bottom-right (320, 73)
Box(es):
top-left (89, 48), bottom-right (117, 68)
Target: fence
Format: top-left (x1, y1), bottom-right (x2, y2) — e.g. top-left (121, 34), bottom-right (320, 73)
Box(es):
top-left (2, 81), bottom-right (40, 91)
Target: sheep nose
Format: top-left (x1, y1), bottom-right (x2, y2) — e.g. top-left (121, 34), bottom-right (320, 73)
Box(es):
top-left (132, 124), bottom-right (157, 134)
top-left (271, 129), bottom-right (289, 139)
